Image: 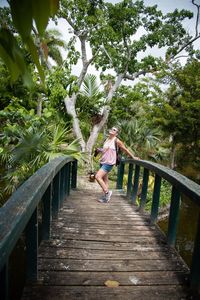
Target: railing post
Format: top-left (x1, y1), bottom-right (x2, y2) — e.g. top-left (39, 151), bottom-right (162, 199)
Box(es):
top-left (52, 171), bottom-right (60, 219)
top-left (127, 163), bottom-right (134, 199)
top-left (150, 175), bottom-right (162, 224)
top-left (139, 168), bottom-right (149, 211)
top-left (167, 186), bottom-right (181, 246)
top-left (25, 208), bottom-right (38, 282)
top-left (42, 184), bottom-right (52, 240)
top-left (67, 162), bottom-right (71, 196)
top-left (190, 213), bottom-right (200, 293)
top-left (60, 167), bottom-right (65, 206)
top-left (131, 164), bottom-right (140, 204)
top-left (71, 160), bottom-right (77, 189)
top-left (116, 162), bottom-right (125, 189)
top-left (0, 261), bottom-right (9, 300)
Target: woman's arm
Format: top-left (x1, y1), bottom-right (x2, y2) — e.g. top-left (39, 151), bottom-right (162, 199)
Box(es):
top-left (117, 139), bottom-right (140, 160)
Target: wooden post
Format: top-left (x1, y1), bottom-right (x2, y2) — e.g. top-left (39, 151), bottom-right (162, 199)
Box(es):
top-left (25, 208), bottom-right (38, 282)
top-left (67, 162), bottom-right (71, 196)
top-left (167, 186), bottom-right (181, 246)
top-left (127, 163), bottom-right (134, 199)
top-left (139, 168), bottom-right (149, 211)
top-left (150, 175), bottom-right (162, 224)
top-left (71, 160), bottom-right (77, 189)
top-left (190, 213), bottom-right (200, 293)
top-left (52, 172), bottom-right (60, 219)
top-left (0, 261), bottom-right (9, 300)
top-left (116, 162), bottom-right (125, 189)
top-left (42, 184), bottom-right (52, 240)
top-left (60, 167), bottom-right (65, 207)
top-left (131, 165), bottom-right (140, 204)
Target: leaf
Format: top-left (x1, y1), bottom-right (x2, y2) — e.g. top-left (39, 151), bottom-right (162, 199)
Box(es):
top-left (0, 28), bottom-right (33, 88)
top-left (104, 280), bottom-right (120, 288)
top-left (32, 0), bottom-right (51, 36)
top-left (10, 0), bottom-right (32, 41)
top-left (50, 0), bottom-right (60, 16)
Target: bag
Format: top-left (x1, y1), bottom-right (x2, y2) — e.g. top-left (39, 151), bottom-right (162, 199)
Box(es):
top-left (94, 148), bottom-right (100, 157)
top-left (88, 171), bottom-right (96, 182)
top-left (115, 139), bottom-right (121, 166)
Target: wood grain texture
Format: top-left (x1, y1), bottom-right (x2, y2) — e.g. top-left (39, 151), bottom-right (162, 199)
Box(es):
top-left (22, 188), bottom-right (191, 299)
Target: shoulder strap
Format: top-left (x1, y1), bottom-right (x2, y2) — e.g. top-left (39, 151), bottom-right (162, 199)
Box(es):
top-left (115, 138), bottom-right (119, 153)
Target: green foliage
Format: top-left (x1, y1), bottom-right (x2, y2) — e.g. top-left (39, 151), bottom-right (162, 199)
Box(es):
top-left (76, 74), bottom-right (104, 138)
top-left (0, 28), bottom-right (33, 87)
top-left (90, 0), bottom-right (194, 76)
top-left (0, 109), bottom-right (81, 203)
top-left (118, 119), bottom-right (169, 162)
top-left (0, 0), bottom-right (59, 86)
top-left (145, 179), bottom-right (172, 211)
top-left (108, 84), bottom-right (145, 126)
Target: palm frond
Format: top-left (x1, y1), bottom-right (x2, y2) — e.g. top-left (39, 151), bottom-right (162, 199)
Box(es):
top-left (48, 47), bottom-right (63, 65)
top-left (82, 74), bottom-right (100, 98)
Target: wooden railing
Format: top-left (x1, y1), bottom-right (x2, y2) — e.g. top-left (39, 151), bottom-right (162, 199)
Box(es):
top-left (116, 159), bottom-right (200, 294)
top-left (0, 156), bottom-right (77, 300)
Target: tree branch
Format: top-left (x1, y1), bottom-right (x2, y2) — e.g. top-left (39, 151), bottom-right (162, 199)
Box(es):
top-left (124, 70), bottom-right (147, 81)
top-left (101, 43), bottom-right (114, 66)
top-left (169, 1), bottom-right (200, 62)
top-left (169, 34), bottom-right (200, 62)
top-left (192, 0), bottom-right (200, 37)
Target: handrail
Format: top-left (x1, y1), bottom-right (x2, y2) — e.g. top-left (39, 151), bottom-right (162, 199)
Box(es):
top-left (0, 156), bottom-right (78, 299)
top-left (118, 159), bottom-right (200, 205)
top-left (117, 158), bottom-right (200, 294)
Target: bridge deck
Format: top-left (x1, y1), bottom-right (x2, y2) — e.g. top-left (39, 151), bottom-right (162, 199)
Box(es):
top-left (22, 181), bottom-right (191, 299)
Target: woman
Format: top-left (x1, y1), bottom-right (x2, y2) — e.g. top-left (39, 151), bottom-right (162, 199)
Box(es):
top-left (95, 126), bottom-right (140, 203)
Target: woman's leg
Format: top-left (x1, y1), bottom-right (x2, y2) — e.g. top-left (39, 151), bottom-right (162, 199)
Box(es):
top-left (103, 173), bottom-right (109, 191)
top-left (95, 169), bottom-right (108, 193)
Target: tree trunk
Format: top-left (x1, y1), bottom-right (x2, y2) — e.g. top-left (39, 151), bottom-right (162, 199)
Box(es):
top-left (37, 96), bottom-right (43, 117)
top-left (170, 139), bottom-right (176, 169)
top-left (64, 93), bottom-right (86, 151)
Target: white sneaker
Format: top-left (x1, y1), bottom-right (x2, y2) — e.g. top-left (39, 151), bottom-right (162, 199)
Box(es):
top-left (105, 190), bottom-right (112, 203)
top-left (97, 195), bottom-right (106, 203)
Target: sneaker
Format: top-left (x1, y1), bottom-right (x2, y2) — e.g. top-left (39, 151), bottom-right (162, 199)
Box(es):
top-left (97, 197), bottom-right (107, 203)
top-left (105, 190), bottom-right (112, 203)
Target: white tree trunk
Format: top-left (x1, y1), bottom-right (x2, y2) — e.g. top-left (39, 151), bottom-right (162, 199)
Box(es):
top-left (37, 96), bottom-right (42, 117)
top-left (63, 34), bottom-right (97, 153)
top-left (64, 93), bottom-right (86, 151)
top-left (170, 142), bottom-right (176, 169)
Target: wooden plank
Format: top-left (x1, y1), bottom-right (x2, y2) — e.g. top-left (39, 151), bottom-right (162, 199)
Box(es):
top-left (56, 219), bottom-right (151, 225)
top-left (52, 222), bottom-right (156, 234)
top-left (38, 258), bottom-right (188, 272)
top-left (39, 270), bottom-right (189, 286)
top-left (51, 233), bottom-right (162, 242)
top-left (22, 285), bottom-right (190, 300)
top-left (38, 247), bottom-right (177, 260)
top-left (41, 239), bottom-right (167, 250)
top-left (51, 226), bottom-right (157, 235)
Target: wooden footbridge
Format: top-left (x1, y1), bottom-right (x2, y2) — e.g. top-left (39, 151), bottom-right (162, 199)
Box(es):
top-left (1, 157), bottom-right (200, 299)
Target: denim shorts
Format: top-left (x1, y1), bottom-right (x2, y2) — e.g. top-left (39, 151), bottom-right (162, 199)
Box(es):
top-left (100, 164), bottom-right (113, 173)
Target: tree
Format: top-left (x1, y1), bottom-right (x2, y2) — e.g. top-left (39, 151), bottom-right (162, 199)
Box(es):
top-left (58, 0), bottom-right (199, 162)
top-left (146, 59), bottom-right (200, 170)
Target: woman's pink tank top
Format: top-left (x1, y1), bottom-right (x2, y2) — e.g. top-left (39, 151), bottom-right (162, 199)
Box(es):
top-left (100, 137), bottom-right (117, 165)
